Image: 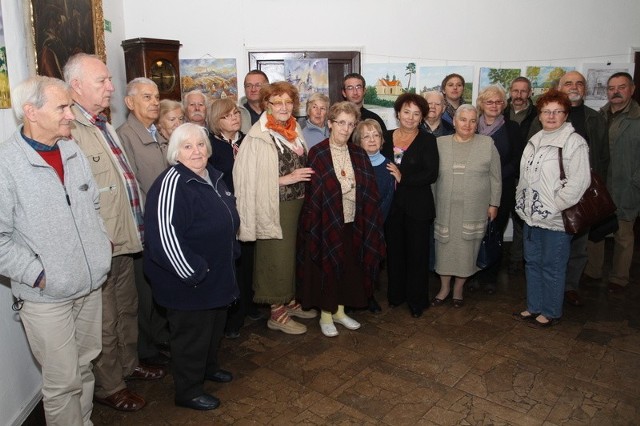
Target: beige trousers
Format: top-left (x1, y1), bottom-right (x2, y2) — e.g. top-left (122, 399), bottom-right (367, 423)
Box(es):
top-left (20, 288), bottom-right (102, 426)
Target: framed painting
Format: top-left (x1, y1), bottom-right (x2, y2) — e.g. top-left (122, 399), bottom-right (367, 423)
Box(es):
top-left (28, 0), bottom-right (105, 79)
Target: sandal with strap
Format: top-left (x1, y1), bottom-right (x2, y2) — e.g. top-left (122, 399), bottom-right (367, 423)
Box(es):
top-left (95, 388), bottom-right (146, 412)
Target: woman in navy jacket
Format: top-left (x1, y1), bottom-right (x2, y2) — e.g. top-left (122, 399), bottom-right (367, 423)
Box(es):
top-left (144, 123), bottom-right (239, 411)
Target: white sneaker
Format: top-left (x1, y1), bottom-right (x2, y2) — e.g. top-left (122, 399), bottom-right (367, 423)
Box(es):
top-left (332, 315), bottom-right (361, 330)
top-left (319, 321), bottom-right (338, 337)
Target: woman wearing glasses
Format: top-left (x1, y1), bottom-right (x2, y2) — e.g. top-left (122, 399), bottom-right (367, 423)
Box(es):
top-left (471, 85), bottom-right (522, 294)
top-left (382, 93), bottom-right (439, 318)
top-left (233, 82), bottom-right (316, 335)
top-left (514, 89), bottom-right (590, 327)
top-left (297, 102), bottom-right (386, 337)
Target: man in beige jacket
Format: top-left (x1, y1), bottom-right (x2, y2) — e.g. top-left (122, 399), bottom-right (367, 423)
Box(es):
top-left (64, 53), bottom-right (165, 412)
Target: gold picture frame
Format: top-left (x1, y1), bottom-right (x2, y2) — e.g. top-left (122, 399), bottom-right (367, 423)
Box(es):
top-left (27, 0), bottom-right (105, 78)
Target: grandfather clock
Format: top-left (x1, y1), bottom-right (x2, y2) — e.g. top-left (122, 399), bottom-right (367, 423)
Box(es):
top-left (121, 38), bottom-right (182, 101)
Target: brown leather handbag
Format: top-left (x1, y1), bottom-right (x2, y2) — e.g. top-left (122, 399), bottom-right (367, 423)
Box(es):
top-left (558, 147), bottom-right (616, 235)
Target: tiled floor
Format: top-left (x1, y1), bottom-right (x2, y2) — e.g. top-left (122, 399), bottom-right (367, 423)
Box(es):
top-left (83, 240), bottom-right (639, 425)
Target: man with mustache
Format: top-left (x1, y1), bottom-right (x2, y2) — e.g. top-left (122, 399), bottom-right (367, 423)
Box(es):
top-left (65, 53), bottom-right (165, 413)
top-left (586, 72), bottom-right (640, 294)
top-left (117, 77), bottom-right (172, 371)
top-left (183, 89), bottom-right (209, 127)
top-left (557, 71), bottom-right (609, 307)
top-left (503, 77), bottom-right (537, 276)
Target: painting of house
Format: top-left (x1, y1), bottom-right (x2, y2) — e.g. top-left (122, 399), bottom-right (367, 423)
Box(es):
top-left (526, 66), bottom-right (574, 98)
top-left (375, 77), bottom-right (403, 99)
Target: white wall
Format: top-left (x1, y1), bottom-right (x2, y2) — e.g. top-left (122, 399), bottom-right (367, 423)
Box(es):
top-left (0, 1), bottom-right (44, 425)
top-left (120, 0), bottom-right (640, 102)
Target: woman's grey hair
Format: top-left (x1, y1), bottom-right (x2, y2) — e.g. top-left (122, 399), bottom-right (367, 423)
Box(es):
top-left (454, 103), bottom-right (478, 120)
top-left (12, 76), bottom-right (70, 121)
top-left (305, 93), bottom-right (330, 116)
top-left (166, 123), bottom-right (212, 165)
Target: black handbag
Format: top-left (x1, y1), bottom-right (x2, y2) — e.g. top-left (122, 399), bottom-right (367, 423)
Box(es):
top-left (588, 214), bottom-right (619, 242)
top-left (558, 147), bottom-right (616, 235)
top-left (476, 219), bottom-right (502, 270)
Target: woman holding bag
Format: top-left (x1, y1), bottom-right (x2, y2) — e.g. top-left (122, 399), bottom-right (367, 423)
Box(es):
top-left (514, 89), bottom-right (590, 327)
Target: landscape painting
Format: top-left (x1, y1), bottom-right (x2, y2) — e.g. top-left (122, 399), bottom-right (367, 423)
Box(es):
top-left (418, 65), bottom-right (474, 102)
top-left (284, 58), bottom-right (328, 116)
top-left (478, 67), bottom-right (522, 92)
top-left (180, 58), bottom-right (238, 101)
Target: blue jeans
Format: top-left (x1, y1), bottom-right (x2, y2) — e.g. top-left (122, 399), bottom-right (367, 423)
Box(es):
top-left (523, 224), bottom-right (572, 319)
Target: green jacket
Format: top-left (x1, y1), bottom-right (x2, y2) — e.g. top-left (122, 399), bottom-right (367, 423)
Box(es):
top-left (601, 99), bottom-right (640, 221)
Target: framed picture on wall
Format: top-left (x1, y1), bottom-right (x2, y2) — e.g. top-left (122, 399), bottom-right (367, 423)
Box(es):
top-left (28, 0), bottom-right (105, 78)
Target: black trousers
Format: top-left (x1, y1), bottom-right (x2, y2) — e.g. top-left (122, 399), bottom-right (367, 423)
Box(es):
top-left (385, 207), bottom-right (431, 310)
top-left (166, 306), bottom-right (227, 402)
top-left (134, 254), bottom-right (170, 359)
top-left (226, 241), bottom-right (256, 332)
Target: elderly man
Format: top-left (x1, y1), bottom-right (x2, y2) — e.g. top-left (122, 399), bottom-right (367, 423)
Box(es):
top-left (0, 76), bottom-right (111, 425)
top-left (64, 53), bottom-right (165, 413)
top-left (183, 89), bottom-right (208, 127)
top-left (422, 90), bottom-right (454, 137)
top-left (342, 72), bottom-right (387, 133)
top-left (557, 71), bottom-right (610, 306)
top-left (504, 76), bottom-right (537, 275)
top-left (238, 69), bottom-right (269, 132)
top-left (587, 72), bottom-right (640, 293)
top-left (117, 77), bottom-right (171, 367)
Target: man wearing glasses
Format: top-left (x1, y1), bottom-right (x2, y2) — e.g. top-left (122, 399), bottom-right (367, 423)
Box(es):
top-left (342, 73), bottom-right (387, 133)
top-left (557, 71), bottom-right (609, 307)
top-left (239, 69), bottom-right (269, 133)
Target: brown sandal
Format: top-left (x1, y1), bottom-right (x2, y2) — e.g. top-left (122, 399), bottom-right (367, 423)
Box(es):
top-left (95, 388), bottom-right (146, 412)
top-left (125, 364), bottom-right (166, 381)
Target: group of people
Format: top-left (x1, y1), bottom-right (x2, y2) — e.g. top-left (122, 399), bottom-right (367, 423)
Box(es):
top-left (1, 54), bottom-right (638, 423)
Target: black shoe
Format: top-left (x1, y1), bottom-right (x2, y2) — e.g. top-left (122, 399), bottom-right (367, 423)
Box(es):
top-left (224, 330), bottom-right (240, 339)
top-left (368, 297), bottom-right (382, 313)
top-left (205, 369), bottom-right (233, 383)
top-left (140, 352), bottom-right (170, 367)
top-left (247, 310), bottom-right (265, 321)
top-left (176, 393), bottom-right (220, 411)
top-left (409, 306), bottom-right (423, 318)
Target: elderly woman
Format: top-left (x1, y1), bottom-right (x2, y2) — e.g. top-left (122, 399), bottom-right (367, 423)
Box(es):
top-left (233, 81), bottom-right (316, 335)
top-left (297, 102), bottom-right (386, 336)
top-left (441, 73), bottom-right (466, 126)
top-left (207, 98), bottom-right (245, 193)
top-left (472, 85), bottom-right (522, 294)
top-left (352, 118), bottom-right (400, 313)
top-left (144, 123), bottom-right (239, 411)
top-left (206, 97), bottom-right (262, 339)
top-left (421, 91), bottom-right (454, 137)
top-left (514, 89), bottom-right (590, 327)
top-left (381, 93), bottom-right (439, 318)
top-left (301, 92), bottom-right (330, 149)
top-left (157, 99), bottom-right (184, 141)
top-left (432, 105), bottom-right (502, 308)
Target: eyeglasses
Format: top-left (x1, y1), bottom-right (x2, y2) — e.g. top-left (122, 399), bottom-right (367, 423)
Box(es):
top-left (427, 102), bottom-right (442, 107)
top-left (361, 132), bottom-right (381, 141)
top-left (269, 99), bottom-right (294, 108)
top-left (332, 120), bottom-right (357, 129)
top-left (484, 100), bottom-right (505, 106)
top-left (244, 83), bottom-right (263, 90)
top-left (344, 85), bottom-right (363, 92)
top-left (540, 110), bottom-right (566, 116)
top-left (222, 110), bottom-right (240, 120)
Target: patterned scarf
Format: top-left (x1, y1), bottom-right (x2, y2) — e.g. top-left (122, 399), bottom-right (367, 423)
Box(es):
top-left (265, 113), bottom-right (298, 142)
top-left (478, 114), bottom-right (505, 137)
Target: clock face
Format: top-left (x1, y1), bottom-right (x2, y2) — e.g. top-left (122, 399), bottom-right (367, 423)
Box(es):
top-left (150, 59), bottom-right (177, 93)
